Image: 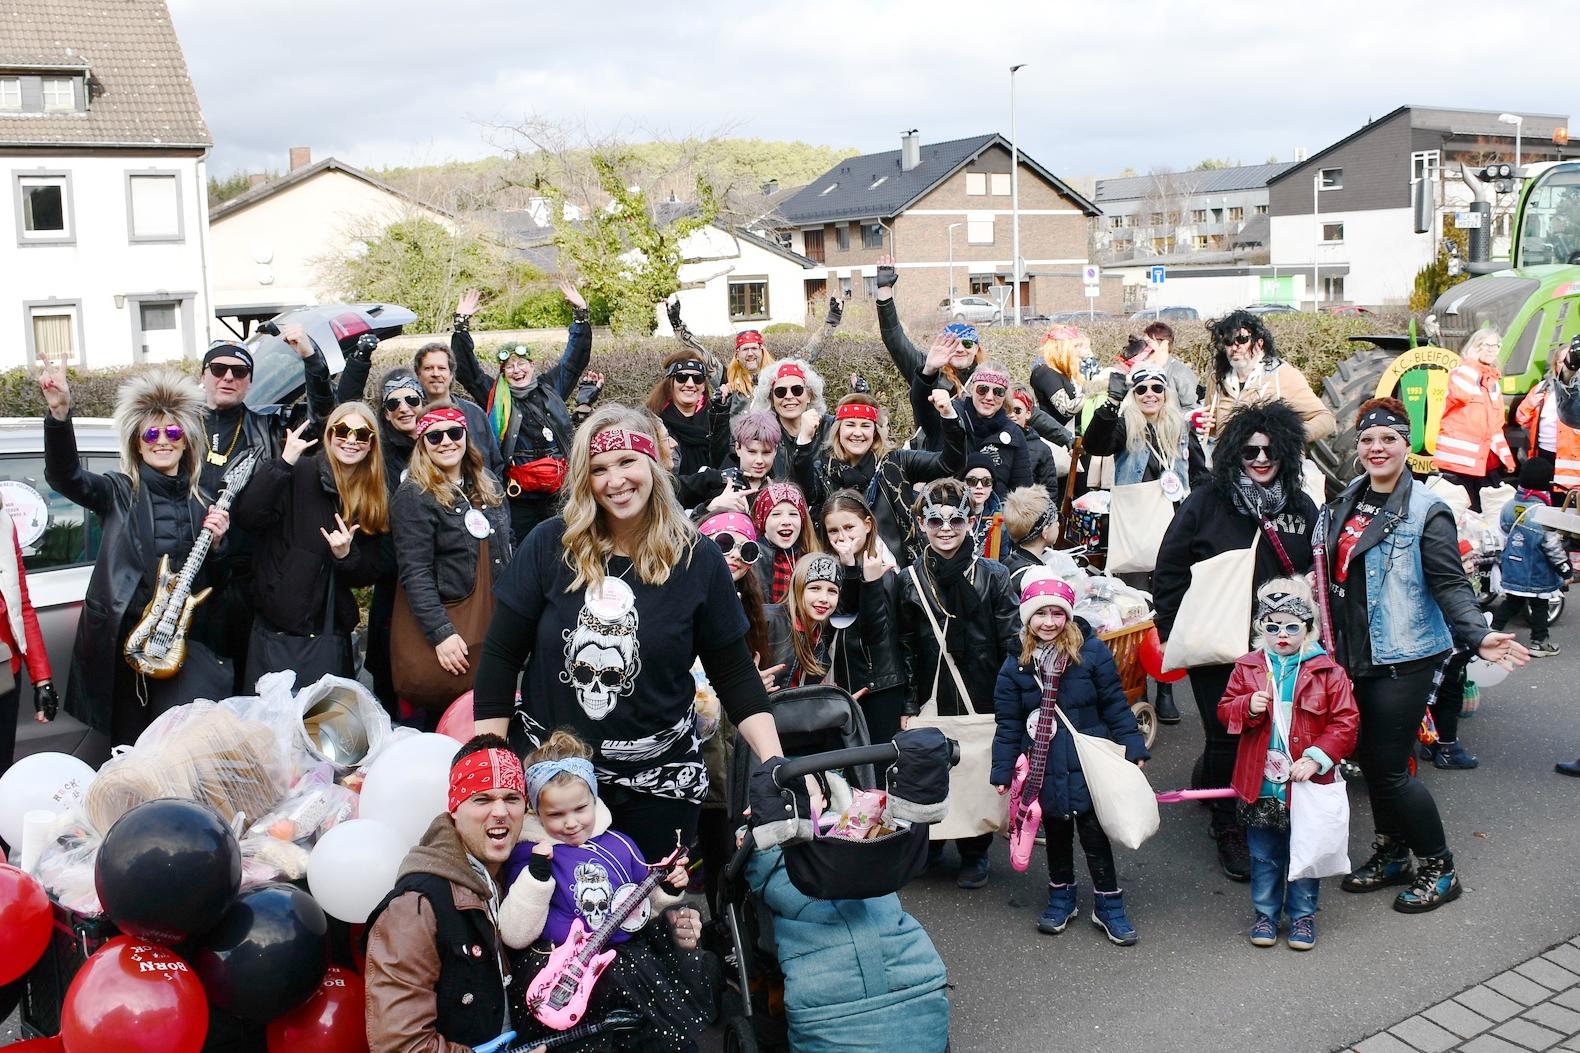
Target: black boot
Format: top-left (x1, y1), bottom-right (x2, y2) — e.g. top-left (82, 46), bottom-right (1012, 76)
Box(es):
top-left (1154, 681), bottom-right (1180, 725)
top-left (1214, 825), bottom-right (1251, 882)
top-left (1341, 833), bottom-right (1415, 893)
top-left (1393, 853), bottom-right (1462, 913)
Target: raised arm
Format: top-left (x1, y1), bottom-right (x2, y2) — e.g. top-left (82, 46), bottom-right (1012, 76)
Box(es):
top-left (281, 324), bottom-right (335, 423)
top-left (874, 255), bottom-right (925, 381)
top-left (539, 281), bottom-right (592, 399)
top-left (799, 297), bottom-right (845, 365)
top-left (450, 289), bottom-right (495, 406)
top-left (39, 365), bottom-right (115, 516)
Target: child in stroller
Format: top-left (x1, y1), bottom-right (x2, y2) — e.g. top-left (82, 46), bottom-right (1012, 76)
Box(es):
top-left (715, 684), bottom-right (954, 1053)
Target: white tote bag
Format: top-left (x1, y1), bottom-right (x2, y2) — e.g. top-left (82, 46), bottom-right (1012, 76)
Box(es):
top-left (1288, 775), bottom-right (1351, 881)
top-left (1107, 480), bottom-right (1174, 574)
top-left (1161, 532), bottom-right (1260, 673)
top-left (905, 568), bottom-right (1007, 841)
top-left (1054, 705), bottom-right (1158, 850)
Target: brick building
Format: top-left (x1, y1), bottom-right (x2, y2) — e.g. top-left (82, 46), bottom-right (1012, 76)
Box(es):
top-left (770, 132), bottom-right (1113, 322)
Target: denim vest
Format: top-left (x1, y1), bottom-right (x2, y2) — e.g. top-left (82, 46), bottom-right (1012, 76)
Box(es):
top-left (1499, 495), bottom-right (1565, 594)
top-left (1112, 424), bottom-right (1189, 491)
top-left (1358, 482), bottom-right (1454, 664)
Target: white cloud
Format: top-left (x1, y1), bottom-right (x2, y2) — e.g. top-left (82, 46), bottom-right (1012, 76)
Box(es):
top-left (169, 0), bottom-right (1576, 181)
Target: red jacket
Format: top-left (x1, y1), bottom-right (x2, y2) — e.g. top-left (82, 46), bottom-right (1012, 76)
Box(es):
top-left (1218, 650), bottom-right (1358, 806)
top-left (0, 522), bottom-right (50, 685)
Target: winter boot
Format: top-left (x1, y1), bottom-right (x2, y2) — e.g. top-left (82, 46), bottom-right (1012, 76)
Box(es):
top-left (1037, 882), bottom-right (1078, 934)
top-left (956, 854), bottom-right (990, 890)
top-left (1393, 853), bottom-right (1462, 913)
top-left (1090, 889), bottom-right (1138, 946)
top-left (1214, 825), bottom-right (1252, 882)
top-left (1341, 833), bottom-right (1415, 893)
top-left (1154, 681), bottom-right (1181, 725)
top-left (1432, 740), bottom-right (1479, 770)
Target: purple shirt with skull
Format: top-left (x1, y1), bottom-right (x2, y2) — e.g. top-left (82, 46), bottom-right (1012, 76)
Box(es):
top-left (493, 517), bottom-right (748, 804)
top-left (502, 829), bottom-right (649, 945)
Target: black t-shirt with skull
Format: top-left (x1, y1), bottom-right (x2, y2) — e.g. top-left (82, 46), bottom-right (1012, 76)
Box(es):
top-left (494, 517), bottom-right (748, 803)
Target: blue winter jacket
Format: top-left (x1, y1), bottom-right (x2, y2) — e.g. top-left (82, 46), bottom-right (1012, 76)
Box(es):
top-left (744, 845), bottom-right (949, 1053)
top-left (1500, 491), bottom-right (1572, 595)
top-left (989, 623), bottom-right (1150, 819)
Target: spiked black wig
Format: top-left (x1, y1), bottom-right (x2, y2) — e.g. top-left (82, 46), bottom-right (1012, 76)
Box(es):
top-left (1209, 310), bottom-right (1278, 387)
top-left (1210, 397), bottom-right (1309, 501)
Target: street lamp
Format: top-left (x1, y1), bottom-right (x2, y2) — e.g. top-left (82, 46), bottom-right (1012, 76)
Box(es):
top-left (1009, 63), bottom-right (1026, 326)
top-left (1498, 112), bottom-right (1524, 169)
top-left (1312, 173), bottom-right (1321, 308)
top-left (947, 222), bottom-right (962, 301)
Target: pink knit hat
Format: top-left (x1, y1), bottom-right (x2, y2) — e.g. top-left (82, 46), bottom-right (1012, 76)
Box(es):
top-left (1019, 571), bottom-right (1076, 624)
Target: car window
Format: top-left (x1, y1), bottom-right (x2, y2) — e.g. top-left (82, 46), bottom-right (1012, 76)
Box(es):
top-left (0, 453), bottom-right (114, 573)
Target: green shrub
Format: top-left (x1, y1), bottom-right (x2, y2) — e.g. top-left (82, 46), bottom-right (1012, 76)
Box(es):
top-left (761, 322), bottom-right (806, 335)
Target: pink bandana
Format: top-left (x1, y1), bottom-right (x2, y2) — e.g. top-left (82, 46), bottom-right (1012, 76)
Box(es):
top-left (416, 407), bottom-right (467, 436)
top-left (753, 481), bottom-right (808, 534)
top-left (700, 511), bottom-right (757, 541)
top-left (447, 748), bottom-right (526, 813)
top-left (972, 368), bottom-right (1011, 390)
top-left (588, 427), bottom-right (658, 461)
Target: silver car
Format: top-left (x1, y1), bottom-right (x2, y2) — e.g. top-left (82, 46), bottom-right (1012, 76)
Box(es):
top-left (937, 296), bottom-right (1002, 325)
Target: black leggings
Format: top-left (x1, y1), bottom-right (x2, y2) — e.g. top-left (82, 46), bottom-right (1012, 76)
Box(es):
top-left (1046, 810), bottom-right (1117, 890)
top-left (601, 783), bottom-right (702, 863)
top-left (1493, 595), bottom-right (1552, 641)
top-left (1186, 663), bottom-right (1238, 830)
top-left (1355, 669), bottom-right (1449, 858)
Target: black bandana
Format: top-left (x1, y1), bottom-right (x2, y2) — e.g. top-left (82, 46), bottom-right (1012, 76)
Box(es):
top-left (1357, 407), bottom-right (1411, 440)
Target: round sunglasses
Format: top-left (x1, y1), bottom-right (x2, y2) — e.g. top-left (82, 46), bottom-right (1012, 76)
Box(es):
top-left (922, 511), bottom-right (970, 530)
top-left (772, 384), bottom-right (806, 399)
top-left (709, 532), bottom-right (760, 564)
top-left (973, 384), bottom-right (1006, 399)
top-left (495, 345), bottom-right (533, 363)
top-left (141, 425), bottom-right (185, 444)
top-left (1132, 382), bottom-right (1167, 395)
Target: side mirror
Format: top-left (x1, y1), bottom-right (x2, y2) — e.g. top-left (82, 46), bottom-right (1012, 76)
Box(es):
top-left (1412, 177), bottom-right (1436, 235)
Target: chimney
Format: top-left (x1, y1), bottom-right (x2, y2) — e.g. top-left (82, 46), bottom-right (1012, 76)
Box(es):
top-left (248, 173), bottom-right (267, 188)
top-left (901, 129), bottom-right (921, 173)
top-left (289, 147), bottom-right (312, 171)
top-left (762, 178), bottom-right (778, 196)
top-left (1293, 146), bottom-right (1308, 162)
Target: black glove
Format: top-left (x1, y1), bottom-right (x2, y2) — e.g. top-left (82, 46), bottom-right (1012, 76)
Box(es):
top-left (666, 299), bottom-right (683, 330)
top-left (452, 312), bottom-right (471, 334)
top-left (347, 332), bottom-right (378, 363)
top-left (1565, 335), bottom-right (1580, 374)
top-left (884, 728), bottom-right (953, 825)
top-left (575, 374), bottom-right (604, 408)
top-left (876, 263), bottom-right (899, 290)
top-left (571, 305), bottom-right (591, 325)
top-left (748, 758), bottom-right (813, 850)
top-left (34, 682), bottom-right (58, 722)
top-left (824, 297), bottom-right (844, 327)
top-left (851, 373), bottom-right (872, 395)
top-left (1107, 369), bottom-right (1131, 403)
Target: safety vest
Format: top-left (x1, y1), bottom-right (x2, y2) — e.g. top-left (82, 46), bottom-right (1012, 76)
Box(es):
top-left (1432, 363), bottom-right (1514, 477)
top-left (1515, 381), bottom-right (1580, 488)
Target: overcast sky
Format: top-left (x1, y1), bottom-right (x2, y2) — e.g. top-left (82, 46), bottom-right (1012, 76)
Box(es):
top-left (171, 0), bottom-right (1575, 184)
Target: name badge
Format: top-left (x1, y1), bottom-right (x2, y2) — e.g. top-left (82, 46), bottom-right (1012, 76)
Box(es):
top-left (463, 508), bottom-right (492, 539)
top-left (1263, 749), bottom-right (1291, 784)
top-left (1159, 469), bottom-right (1185, 503)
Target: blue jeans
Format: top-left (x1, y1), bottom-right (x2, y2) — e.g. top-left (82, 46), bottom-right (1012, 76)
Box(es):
top-left (1246, 825), bottom-right (1320, 921)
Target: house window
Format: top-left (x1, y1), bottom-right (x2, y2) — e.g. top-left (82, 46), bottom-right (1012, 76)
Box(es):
top-left (29, 304), bottom-right (79, 366)
top-left (990, 173), bottom-right (1011, 196)
top-left (1121, 214), bottom-right (1133, 227)
top-left (1254, 204), bottom-right (1268, 215)
top-left (17, 174), bottom-right (72, 242)
top-left (1190, 209), bottom-right (1206, 223)
top-left (1110, 216), bottom-right (1124, 229)
top-left (862, 223), bottom-right (884, 249)
top-left (127, 172), bottom-right (182, 241)
top-left (0, 78), bottom-right (19, 110)
top-left (818, 182), bottom-right (838, 196)
top-left (966, 173), bottom-right (987, 196)
top-left (834, 225), bottom-right (849, 252)
top-left (1227, 206), bottom-right (1244, 222)
top-left (863, 276), bottom-right (877, 298)
top-left (1319, 167), bottom-right (1343, 190)
top-left (40, 77), bottom-right (74, 112)
top-left (1151, 237), bottom-right (1171, 254)
top-left (728, 278), bottom-right (770, 321)
top-left (1322, 276), bottom-right (1344, 302)
top-left (969, 275), bottom-right (997, 295)
top-left (1411, 150), bottom-right (1441, 184)
top-left (1192, 235), bottom-right (1209, 250)
top-left (967, 215), bottom-right (994, 244)
top-left (140, 302), bottom-right (178, 331)
top-left (802, 228), bottom-right (824, 263)
top-left (868, 175), bottom-right (888, 190)
top-left (840, 276), bottom-right (853, 298)
top-left (1149, 212), bottom-right (1165, 226)
top-left (1322, 222), bottom-right (1344, 242)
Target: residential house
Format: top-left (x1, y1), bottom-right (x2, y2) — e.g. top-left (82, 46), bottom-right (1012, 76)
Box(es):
top-left (0, 0), bottom-right (212, 367)
top-left (1093, 162), bottom-right (1292, 264)
top-left (651, 203), bottom-right (820, 337)
top-left (771, 132), bottom-right (1109, 321)
top-left (1267, 105), bottom-right (1577, 307)
top-left (209, 151), bottom-right (459, 337)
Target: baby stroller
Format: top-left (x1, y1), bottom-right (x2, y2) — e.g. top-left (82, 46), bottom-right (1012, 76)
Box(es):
top-left (715, 685), bottom-right (957, 1053)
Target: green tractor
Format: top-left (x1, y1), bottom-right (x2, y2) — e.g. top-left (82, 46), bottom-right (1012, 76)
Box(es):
top-left (1312, 159), bottom-right (1580, 490)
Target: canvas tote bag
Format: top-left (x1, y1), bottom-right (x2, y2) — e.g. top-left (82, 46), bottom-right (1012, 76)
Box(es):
top-left (1053, 704), bottom-right (1159, 850)
top-left (905, 567), bottom-right (1006, 841)
top-left (1107, 479), bottom-right (1175, 574)
top-left (1161, 532), bottom-right (1261, 672)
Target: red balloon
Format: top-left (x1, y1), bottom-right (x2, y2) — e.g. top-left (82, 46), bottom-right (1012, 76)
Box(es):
top-left (4, 1038), bottom-right (65, 1051)
top-left (1137, 626), bottom-right (1188, 683)
top-left (0, 863), bottom-right (54, 985)
top-left (435, 691), bottom-right (474, 741)
top-left (266, 965), bottom-right (367, 1053)
top-left (60, 937), bottom-right (207, 1053)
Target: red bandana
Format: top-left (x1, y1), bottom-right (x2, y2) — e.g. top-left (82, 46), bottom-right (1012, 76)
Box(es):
top-left (447, 748), bottom-right (526, 813)
top-left (416, 407), bottom-right (467, 436)
top-left (588, 427), bottom-right (658, 461)
top-left (736, 330), bottom-right (763, 349)
top-left (835, 402), bottom-right (879, 422)
top-left (773, 362), bottom-right (805, 383)
top-left (1010, 389), bottom-right (1034, 412)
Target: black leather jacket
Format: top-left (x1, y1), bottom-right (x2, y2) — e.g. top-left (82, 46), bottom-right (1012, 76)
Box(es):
top-left (897, 554), bottom-right (1019, 717)
top-left (391, 480), bottom-right (512, 645)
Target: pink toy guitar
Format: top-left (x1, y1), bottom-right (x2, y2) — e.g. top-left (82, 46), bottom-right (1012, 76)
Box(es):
top-left (524, 840), bottom-right (684, 1031)
top-left (1008, 698), bottom-right (1061, 872)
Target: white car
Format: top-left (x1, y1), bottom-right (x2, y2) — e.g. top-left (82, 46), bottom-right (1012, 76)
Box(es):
top-left (938, 297), bottom-right (1002, 325)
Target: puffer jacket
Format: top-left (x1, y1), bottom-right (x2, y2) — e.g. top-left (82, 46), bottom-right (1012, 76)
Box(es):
top-left (391, 479), bottom-right (512, 645)
top-left (897, 554), bottom-right (1019, 718)
top-left (1218, 648), bottom-right (1359, 805)
top-left (989, 625), bottom-right (1149, 819)
top-left (744, 844), bottom-right (949, 1053)
top-left (1499, 491), bottom-right (1572, 596)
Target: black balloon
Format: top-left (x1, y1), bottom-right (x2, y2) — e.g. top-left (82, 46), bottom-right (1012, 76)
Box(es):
top-left (192, 883), bottom-right (330, 1023)
top-left (95, 798), bottom-right (241, 945)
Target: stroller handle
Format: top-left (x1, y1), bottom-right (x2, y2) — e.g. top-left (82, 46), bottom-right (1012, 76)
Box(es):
top-left (771, 740), bottom-right (961, 787)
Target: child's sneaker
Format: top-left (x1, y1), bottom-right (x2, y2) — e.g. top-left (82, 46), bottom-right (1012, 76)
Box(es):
top-left (1432, 740), bottom-right (1479, 770)
top-left (1530, 639), bottom-right (1562, 657)
top-left (1287, 915), bottom-right (1316, 951)
top-left (1248, 914), bottom-right (1278, 947)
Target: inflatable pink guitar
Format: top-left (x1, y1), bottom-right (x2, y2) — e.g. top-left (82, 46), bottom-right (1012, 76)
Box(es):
top-left (1008, 701), bottom-right (1061, 871)
top-left (524, 843), bottom-right (683, 1030)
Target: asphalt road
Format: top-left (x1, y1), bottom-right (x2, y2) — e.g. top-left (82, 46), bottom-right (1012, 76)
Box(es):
top-left (10, 614), bottom-right (1578, 1051)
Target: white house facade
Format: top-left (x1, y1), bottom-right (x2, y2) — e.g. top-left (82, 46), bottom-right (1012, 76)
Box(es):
top-left (652, 223), bottom-right (817, 337)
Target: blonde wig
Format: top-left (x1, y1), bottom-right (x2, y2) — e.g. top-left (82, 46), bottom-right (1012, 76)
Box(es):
top-left (1120, 378), bottom-right (1185, 461)
top-left (115, 368), bottom-right (206, 498)
top-left (562, 403), bottom-right (697, 593)
top-left (405, 400), bottom-right (504, 508)
top-left (323, 401), bottom-right (390, 534)
top-left (1040, 325), bottom-right (1091, 379)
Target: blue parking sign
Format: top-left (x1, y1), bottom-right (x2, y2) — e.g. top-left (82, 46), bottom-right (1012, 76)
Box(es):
top-left (1149, 266), bottom-right (1166, 285)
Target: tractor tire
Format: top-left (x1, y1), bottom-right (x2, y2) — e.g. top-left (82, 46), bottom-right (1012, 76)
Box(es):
top-left (1310, 344), bottom-right (1398, 498)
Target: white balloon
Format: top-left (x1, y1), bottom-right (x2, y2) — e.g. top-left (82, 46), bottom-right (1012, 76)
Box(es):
top-left (1466, 658), bottom-right (1510, 688)
top-left (358, 733), bottom-right (461, 847)
top-left (307, 819), bottom-right (407, 923)
top-left (0, 752), bottom-right (95, 846)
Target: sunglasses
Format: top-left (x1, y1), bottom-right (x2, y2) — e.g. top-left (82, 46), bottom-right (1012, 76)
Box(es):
top-left (422, 426), bottom-right (467, 446)
top-left (965, 474), bottom-right (994, 487)
top-left (672, 372), bottom-right (705, 386)
top-left (383, 394), bottom-right (423, 412)
top-left (922, 512), bottom-right (970, 530)
top-left (709, 532), bottom-right (761, 564)
top-left (772, 384), bottom-right (805, 399)
top-left (1259, 620), bottom-right (1306, 637)
top-left (141, 425), bottom-right (185, 444)
top-left (1133, 382), bottom-right (1167, 395)
top-left (495, 346), bottom-right (533, 363)
top-left (973, 385), bottom-right (1006, 399)
top-left (206, 362), bottom-right (252, 380)
top-left (958, 339), bottom-right (977, 350)
top-left (570, 661), bottom-right (625, 688)
top-left (1225, 333), bottom-right (1253, 347)
top-left (330, 422), bottom-right (376, 444)
top-left (1240, 443), bottom-right (1274, 463)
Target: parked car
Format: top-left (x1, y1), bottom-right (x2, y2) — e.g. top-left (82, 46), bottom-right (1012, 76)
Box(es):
top-left (1129, 306), bottom-right (1200, 322)
top-left (1243, 303), bottom-right (1301, 316)
top-left (1321, 304), bottom-right (1373, 317)
top-left (1048, 310), bottom-right (1115, 323)
top-left (938, 296), bottom-right (1003, 325)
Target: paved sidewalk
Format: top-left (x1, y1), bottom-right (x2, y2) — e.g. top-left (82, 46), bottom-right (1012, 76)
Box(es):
top-left (1348, 937), bottom-right (1580, 1053)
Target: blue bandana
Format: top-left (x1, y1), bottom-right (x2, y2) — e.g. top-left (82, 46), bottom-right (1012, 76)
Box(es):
top-left (944, 322), bottom-right (980, 345)
top-left (525, 758), bottom-right (599, 811)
